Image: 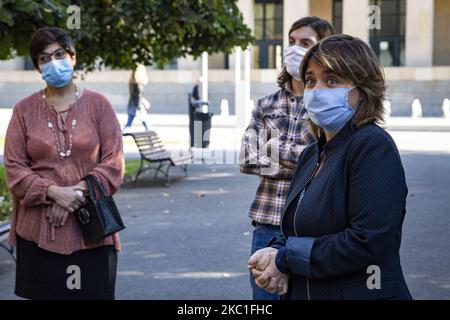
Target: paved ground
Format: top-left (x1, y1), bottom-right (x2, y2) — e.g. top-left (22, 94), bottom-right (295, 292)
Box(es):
top-left (0, 151), bottom-right (449, 300)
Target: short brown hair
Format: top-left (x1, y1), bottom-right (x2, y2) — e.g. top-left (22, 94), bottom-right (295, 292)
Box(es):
top-left (29, 27), bottom-right (75, 69)
top-left (300, 34), bottom-right (386, 138)
top-left (277, 16), bottom-right (335, 88)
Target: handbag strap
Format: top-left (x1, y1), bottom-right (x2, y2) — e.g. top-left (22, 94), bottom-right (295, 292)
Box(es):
top-left (84, 175), bottom-right (107, 200)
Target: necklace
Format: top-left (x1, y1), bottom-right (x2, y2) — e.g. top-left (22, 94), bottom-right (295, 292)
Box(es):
top-left (41, 86), bottom-right (79, 160)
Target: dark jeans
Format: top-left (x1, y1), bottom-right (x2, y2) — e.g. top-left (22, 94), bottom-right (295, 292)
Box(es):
top-left (250, 222), bottom-right (282, 300)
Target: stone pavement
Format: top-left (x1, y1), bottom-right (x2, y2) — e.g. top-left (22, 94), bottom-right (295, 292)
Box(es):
top-left (0, 108), bottom-right (449, 299)
top-left (1, 152), bottom-right (450, 299)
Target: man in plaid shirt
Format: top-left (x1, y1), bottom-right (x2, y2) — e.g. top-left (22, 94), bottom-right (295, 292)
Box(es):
top-left (239, 16), bottom-right (335, 300)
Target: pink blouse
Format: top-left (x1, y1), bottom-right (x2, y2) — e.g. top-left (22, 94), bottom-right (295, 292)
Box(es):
top-left (4, 89), bottom-right (124, 255)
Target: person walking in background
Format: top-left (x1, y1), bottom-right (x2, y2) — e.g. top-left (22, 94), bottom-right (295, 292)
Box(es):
top-left (192, 76), bottom-right (201, 101)
top-left (4, 27), bottom-right (124, 300)
top-left (191, 76), bottom-right (211, 112)
top-left (249, 35), bottom-right (412, 300)
top-left (122, 64), bottom-right (151, 133)
top-left (239, 16), bottom-right (335, 300)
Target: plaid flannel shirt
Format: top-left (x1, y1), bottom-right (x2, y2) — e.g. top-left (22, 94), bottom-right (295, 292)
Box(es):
top-left (239, 82), bottom-right (316, 226)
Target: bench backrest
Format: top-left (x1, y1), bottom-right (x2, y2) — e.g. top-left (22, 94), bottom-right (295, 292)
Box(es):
top-left (0, 222), bottom-right (11, 235)
top-left (125, 131), bottom-right (169, 160)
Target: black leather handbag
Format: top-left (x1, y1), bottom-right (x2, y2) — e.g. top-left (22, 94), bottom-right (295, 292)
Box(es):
top-left (76, 175), bottom-right (125, 244)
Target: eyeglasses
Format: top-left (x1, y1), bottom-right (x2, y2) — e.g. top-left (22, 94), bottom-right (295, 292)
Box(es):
top-left (38, 48), bottom-right (69, 65)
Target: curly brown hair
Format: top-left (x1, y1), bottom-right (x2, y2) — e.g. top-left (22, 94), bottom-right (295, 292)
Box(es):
top-left (300, 34), bottom-right (386, 138)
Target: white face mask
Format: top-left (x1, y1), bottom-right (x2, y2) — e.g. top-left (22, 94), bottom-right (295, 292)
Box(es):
top-left (283, 45), bottom-right (308, 81)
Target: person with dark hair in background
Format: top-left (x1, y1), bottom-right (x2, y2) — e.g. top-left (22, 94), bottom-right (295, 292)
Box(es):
top-left (192, 77), bottom-right (201, 101)
top-left (4, 27), bottom-right (124, 300)
top-left (191, 76), bottom-right (210, 112)
top-left (239, 16), bottom-right (335, 300)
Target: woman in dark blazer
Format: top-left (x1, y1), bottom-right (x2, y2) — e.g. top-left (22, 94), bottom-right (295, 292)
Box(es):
top-left (248, 34), bottom-right (412, 300)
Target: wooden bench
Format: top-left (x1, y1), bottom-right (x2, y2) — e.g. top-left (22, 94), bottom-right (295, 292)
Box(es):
top-left (123, 131), bottom-right (192, 186)
top-left (0, 221), bottom-right (15, 262)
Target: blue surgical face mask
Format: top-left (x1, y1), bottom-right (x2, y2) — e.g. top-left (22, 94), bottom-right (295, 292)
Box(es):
top-left (304, 86), bottom-right (358, 133)
top-left (40, 58), bottom-right (74, 88)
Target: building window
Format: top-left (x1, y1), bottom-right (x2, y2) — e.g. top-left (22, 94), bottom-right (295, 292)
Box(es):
top-left (253, 0), bottom-right (283, 69)
top-left (369, 0), bottom-right (406, 66)
top-left (332, 0), bottom-right (343, 34)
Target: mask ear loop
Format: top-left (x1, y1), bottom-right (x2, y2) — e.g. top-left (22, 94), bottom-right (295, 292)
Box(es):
top-left (346, 86), bottom-right (362, 128)
top-left (345, 85), bottom-right (360, 109)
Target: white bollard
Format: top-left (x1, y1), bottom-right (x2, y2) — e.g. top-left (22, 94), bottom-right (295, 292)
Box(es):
top-left (411, 98), bottom-right (422, 118)
top-left (442, 98), bottom-right (450, 119)
top-left (220, 99), bottom-right (229, 116)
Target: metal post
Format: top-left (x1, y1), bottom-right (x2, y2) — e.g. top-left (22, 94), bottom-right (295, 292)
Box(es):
top-left (201, 51), bottom-right (208, 102)
top-left (244, 48), bottom-right (251, 125)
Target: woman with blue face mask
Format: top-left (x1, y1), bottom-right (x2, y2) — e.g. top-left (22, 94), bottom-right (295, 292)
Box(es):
top-left (248, 35), bottom-right (412, 300)
top-left (4, 27), bottom-right (124, 300)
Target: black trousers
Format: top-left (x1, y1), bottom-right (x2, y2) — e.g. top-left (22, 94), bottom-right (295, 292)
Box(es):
top-left (15, 235), bottom-right (117, 300)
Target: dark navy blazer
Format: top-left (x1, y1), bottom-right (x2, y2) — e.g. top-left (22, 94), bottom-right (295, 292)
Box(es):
top-left (269, 120), bottom-right (412, 300)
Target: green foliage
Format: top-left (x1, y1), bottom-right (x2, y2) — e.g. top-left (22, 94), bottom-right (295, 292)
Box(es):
top-left (0, 165), bottom-right (12, 221)
top-left (124, 159), bottom-right (141, 176)
top-left (0, 0), bottom-right (66, 59)
top-left (1, 0), bottom-right (254, 71)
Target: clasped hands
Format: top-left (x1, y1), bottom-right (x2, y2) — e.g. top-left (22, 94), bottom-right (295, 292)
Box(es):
top-left (248, 247), bottom-right (289, 296)
top-left (46, 181), bottom-right (87, 228)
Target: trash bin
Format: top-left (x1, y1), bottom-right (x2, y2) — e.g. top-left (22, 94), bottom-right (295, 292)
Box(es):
top-left (192, 111), bottom-right (213, 148)
top-left (188, 94), bottom-right (213, 148)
